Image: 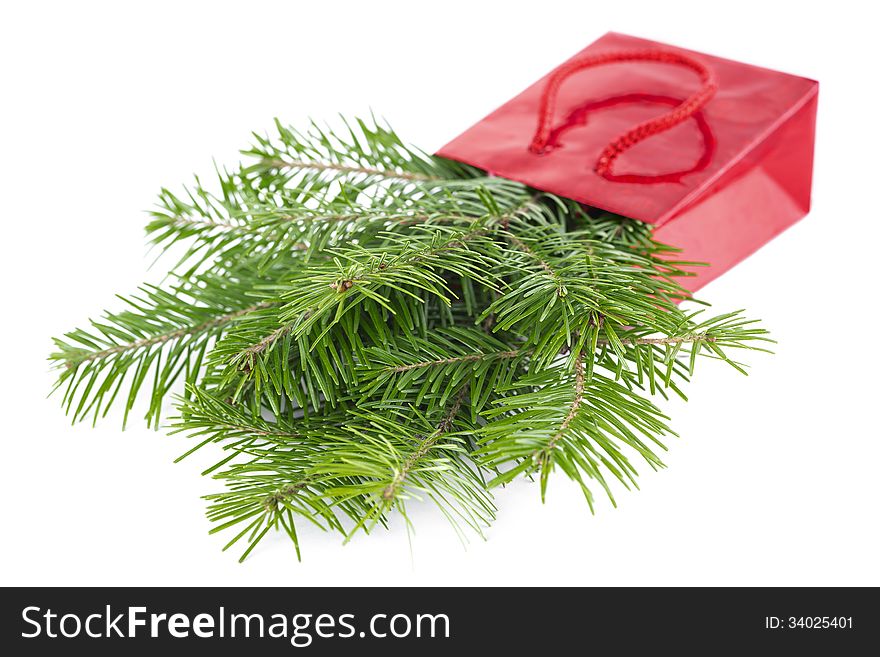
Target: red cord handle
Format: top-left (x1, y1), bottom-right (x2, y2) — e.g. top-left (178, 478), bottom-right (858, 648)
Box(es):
top-left (529, 49), bottom-right (719, 178)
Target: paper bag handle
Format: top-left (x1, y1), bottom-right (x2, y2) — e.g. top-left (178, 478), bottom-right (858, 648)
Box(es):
top-left (529, 49), bottom-right (718, 179)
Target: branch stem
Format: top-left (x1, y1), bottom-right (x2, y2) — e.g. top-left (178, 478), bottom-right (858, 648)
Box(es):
top-left (544, 350), bottom-right (585, 457)
top-left (382, 386), bottom-right (468, 502)
top-left (262, 158), bottom-right (439, 183)
top-left (503, 230), bottom-right (557, 277)
top-left (606, 333), bottom-right (717, 347)
top-left (386, 350), bottom-right (520, 374)
top-left (264, 480), bottom-right (310, 510)
top-left (384, 332), bottom-right (719, 377)
top-left (68, 302), bottom-right (273, 366)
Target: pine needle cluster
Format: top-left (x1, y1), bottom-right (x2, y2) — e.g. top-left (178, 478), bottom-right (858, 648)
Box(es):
top-left (50, 117), bottom-right (771, 561)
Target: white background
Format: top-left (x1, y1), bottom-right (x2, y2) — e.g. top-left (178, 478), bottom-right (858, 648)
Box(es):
top-left (1, 0), bottom-right (877, 587)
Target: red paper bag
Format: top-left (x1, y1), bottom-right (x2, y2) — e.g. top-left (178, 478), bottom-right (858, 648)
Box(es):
top-left (437, 32), bottom-right (818, 291)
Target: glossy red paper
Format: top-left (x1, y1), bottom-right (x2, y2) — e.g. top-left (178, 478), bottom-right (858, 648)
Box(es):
top-left (437, 32), bottom-right (818, 291)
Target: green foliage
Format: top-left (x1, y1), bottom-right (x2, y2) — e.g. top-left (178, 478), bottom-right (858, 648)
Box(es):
top-left (50, 116), bottom-right (772, 561)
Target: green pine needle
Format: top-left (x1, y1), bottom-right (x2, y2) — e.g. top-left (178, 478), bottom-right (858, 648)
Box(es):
top-left (49, 115), bottom-right (772, 561)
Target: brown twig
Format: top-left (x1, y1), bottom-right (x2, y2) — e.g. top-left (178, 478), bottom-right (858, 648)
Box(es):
top-left (264, 480), bottom-right (311, 511)
top-left (542, 350), bottom-right (586, 460)
top-left (262, 158), bottom-right (439, 183)
top-left (503, 230), bottom-right (556, 277)
top-left (381, 387), bottom-right (468, 502)
top-left (383, 332), bottom-right (717, 379)
top-left (161, 215), bottom-right (243, 231)
top-left (239, 321), bottom-right (298, 361)
top-left (603, 333), bottom-right (717, 347)
top-left (165, 212), bottom-right (369, 232)
top-left (386, 350), bottom-right (520, 374)
top-left (69, 302), bottom-right (274, 366)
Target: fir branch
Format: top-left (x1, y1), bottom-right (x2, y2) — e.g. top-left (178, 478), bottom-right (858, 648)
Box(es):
top-left (385, 350), bottom-right (520, 374)
top-left (239, 322), bottom-right (297, 361)
top-left (263, 480), bottom-right (312, 511)
top-left (224, 196), bottom-right (545, 376)
top-left (241, 115), bottom-right (477, 188)
top-left (50, 114), bottom-right (772, 560)
top-left (51, 267), bottom-right (284, 427)
top-left (502, 228), bottom-right (559, 280)
top-left (172, 388), bottom-right (317, 446)
top-left (66, 302), bottom-right (272, 367)
top-left (257, 157), bottom-right (440, 183)
top-left (604, 333), bottom-right (717, 347)
top-left (541, 350), bottom-right (586, 460)
top-left (477, 367), bottom-right (674, 508)
top-left (382, 386), bottom-right (469, 502)
top-left (309, 402), bottom-right (495, 540)
top-left (226, 222), bottom-right (502, 373)
top-left (356, 326), bottom-right (527, 416)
